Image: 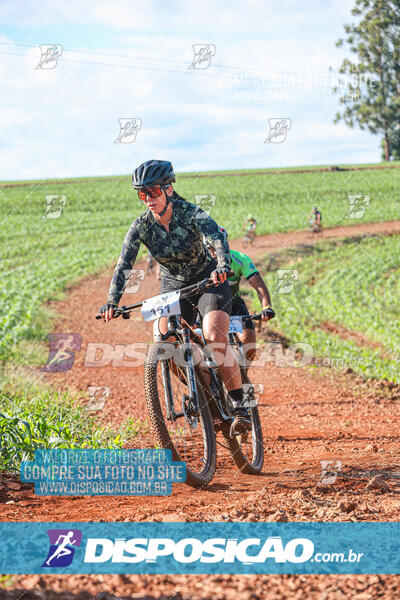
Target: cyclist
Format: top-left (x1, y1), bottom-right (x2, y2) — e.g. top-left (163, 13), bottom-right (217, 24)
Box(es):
top-left (99, 159), bottom-right (252, 434)
top-left (308, 207), bottom-right (322, 232)
top-left (242, 214), bottom-right (257, 247)
top-left (243, 214), bottom-right (257, 234)
top-left (207, 227), bottom-right (275, 364)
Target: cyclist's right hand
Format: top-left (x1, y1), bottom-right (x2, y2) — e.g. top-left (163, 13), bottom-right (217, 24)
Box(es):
top-left (99, 302), bottom-right (117, 322)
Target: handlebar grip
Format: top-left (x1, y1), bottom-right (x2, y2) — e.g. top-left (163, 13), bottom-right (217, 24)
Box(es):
top-left (95, 308), bottom-right (122, 320)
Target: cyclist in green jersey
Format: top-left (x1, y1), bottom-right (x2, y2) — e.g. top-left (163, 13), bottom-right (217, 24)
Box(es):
top-left (99, 160), bottom-right (252, 434)
top-left (207, 227), bottom-right (275, 364)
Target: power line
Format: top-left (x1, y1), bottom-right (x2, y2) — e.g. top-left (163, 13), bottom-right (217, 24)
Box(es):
top-left (0, 40), bottom-right (346, 81)
top-left (0, 47), bottom-right (346, 91)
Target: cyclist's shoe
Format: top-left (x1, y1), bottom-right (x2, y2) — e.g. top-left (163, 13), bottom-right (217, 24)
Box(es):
top-left (230, 406), bottom-right (252, 437)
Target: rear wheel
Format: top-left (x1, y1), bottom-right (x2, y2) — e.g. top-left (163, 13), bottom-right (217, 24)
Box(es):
top-left (144, 342), bottom-right (217, 488)
top-left (221, 358), bottom-right (264, 474)
top-left (222, 404), bottom-right (264, 474)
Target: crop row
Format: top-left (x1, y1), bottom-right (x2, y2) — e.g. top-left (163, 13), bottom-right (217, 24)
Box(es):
top-left (259, 235), bottom-right (400, 383)
top-left (0, 165), bottom-right (399, 363)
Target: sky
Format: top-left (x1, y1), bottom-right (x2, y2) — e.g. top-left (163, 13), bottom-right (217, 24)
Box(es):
top-left (0, 0), bottom-right (383, 180)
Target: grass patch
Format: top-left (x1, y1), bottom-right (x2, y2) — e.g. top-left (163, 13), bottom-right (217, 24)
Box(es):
top-left (0, 376), bottom-right (148, 472)
top-left (248, 234), bottom-right (400, 383)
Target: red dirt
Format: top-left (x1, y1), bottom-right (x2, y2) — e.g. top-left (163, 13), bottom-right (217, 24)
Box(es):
top-left (2, 221), bottom-right (400, 599)
top-left (320, 321), bottom-right (391, 359)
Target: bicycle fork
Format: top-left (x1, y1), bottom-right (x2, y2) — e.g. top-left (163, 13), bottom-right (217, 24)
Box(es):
top-left (159, 317), bottom-right (199, 424)
top-left (180, 327), bottom-right (200, 424)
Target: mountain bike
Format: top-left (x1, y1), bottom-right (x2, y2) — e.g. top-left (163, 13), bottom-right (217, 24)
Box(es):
top-left (242, 227), bottom-right (256, 248)
top-left (96, 277), bottom-right (264, 488)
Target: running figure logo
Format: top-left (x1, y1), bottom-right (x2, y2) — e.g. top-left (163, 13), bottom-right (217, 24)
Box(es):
top-left (114, 118), bottom-right (142, 143)
top-left (265, 118), bottom-right (291, 143)
top-left (346, 195), bottom-right (370, 219)
top-left (275, 270), bottom-right (299, 294)
top-left (193, 194), bottom-right (216, 218)
top-left (41, 333), bottom-right (82, 372)
top-left (123, 269), bottom-right (145, 293)
top-left (36, 44), bottom-right (63, 69)
top-left (188, 44), bottom-right (216, 69)
top-left (41, 529), bottom-right (82, 567)
top-left (43, 195), bottom-right (67, 219)
top-left (87, 385), bottom-right (110, 410)
top-left (320, 460), bottom-right (342, 485)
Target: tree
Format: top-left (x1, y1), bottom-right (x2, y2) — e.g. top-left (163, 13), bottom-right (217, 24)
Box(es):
top-left (380, 127), bottom-right (400, 159)
top-left (333, 0), bottom-right (400, 161)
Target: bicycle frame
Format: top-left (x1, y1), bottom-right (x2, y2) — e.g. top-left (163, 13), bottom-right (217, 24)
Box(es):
top-left (95, 277), bottom-right (262, 426)
top-left (159, 313), bottom-right (231, 425)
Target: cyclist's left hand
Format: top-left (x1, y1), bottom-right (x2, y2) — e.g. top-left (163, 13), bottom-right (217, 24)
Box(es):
top-left (261, 306), bottom-right (275, 321)
top-left (211, 267), bottom-right (230, 284)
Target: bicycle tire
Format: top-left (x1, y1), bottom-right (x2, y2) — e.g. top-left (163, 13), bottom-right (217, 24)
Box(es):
top-left (144, 341), bottom-right (217, 488)
top-left (223, 404), bottom-right (264, 474)
top-left (221, 356), bottom-right (264, 474)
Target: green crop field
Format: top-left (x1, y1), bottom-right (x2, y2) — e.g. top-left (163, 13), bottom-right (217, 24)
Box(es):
top-left (1, 163), bottom-right (399, 468)
top-left (0, 163), bottom-right (399, 364)
top-left (252, 234), bottom-right (400, 383)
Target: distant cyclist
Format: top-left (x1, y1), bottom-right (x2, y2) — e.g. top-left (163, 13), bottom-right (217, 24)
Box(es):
top-left (207, 227), bottom-right (275, 364)
top-left (99, 160), bottom-right (252, 434)
top-left (308, 207), bottom-right (322, 232)
top-left (243, 214), bottom-right (257, 234)
top-left (242, 214), bottom-right (258, 247)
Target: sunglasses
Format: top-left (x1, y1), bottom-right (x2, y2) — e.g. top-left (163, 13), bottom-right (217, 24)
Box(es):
top-left (137, 185), bottom-right (168, 201)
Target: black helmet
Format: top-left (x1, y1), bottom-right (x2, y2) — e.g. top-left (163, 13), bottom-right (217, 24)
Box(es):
top-left (131, 159), bottom-right (176, 189)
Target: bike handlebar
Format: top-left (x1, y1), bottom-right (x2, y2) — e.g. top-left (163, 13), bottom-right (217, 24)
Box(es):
top-left (95, 271), bottom-right (234, 320)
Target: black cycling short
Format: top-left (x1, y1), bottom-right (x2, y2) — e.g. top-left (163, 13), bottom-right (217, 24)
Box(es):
top-left (231, 296), bottom-right (255, 331)
top-left (161, 259), bottom-right (232, 325)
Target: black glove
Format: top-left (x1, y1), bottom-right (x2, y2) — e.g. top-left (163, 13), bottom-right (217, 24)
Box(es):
top-left (211, 267), bottom-right (231, 284)
top-left (261, 306), bottom-right (275, 321)
top-left (99, 303), bottom-right (118, 320)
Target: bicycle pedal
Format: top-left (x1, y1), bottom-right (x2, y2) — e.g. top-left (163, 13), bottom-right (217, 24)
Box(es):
top-left (229, 422), bottom-right (251, 439)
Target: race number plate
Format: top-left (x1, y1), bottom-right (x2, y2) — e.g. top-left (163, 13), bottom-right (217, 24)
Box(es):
top-left (229, 316), bottom-right (243, 334)
top-left (141, 290), bottom-right (181, 322)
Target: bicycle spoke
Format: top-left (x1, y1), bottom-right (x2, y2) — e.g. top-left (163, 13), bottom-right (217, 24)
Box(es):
top-left (156, 358), bottom-right (209, 474)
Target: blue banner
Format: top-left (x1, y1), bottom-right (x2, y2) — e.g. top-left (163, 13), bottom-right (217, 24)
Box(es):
top-left (0, 522), bottom-right (399, 574)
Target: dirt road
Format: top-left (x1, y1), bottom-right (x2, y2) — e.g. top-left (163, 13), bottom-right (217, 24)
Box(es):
top-left (2, 220), bottom-right (400, 599)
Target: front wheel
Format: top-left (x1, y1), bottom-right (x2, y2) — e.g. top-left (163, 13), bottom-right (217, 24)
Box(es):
top-left (144, 342), bottom-right (217, 488)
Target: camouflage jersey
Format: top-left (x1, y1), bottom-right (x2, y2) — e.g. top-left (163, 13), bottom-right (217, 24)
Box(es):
top-left (107, 193), bottom-right (231, 306)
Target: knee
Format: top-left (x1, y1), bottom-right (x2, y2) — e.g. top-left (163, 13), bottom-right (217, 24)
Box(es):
top-left (153, 317), bottom-right (168, 341)
top-left (246, 346), bottom-right (256, 362)
top-left (204, 328), bottom-right (228, 345)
